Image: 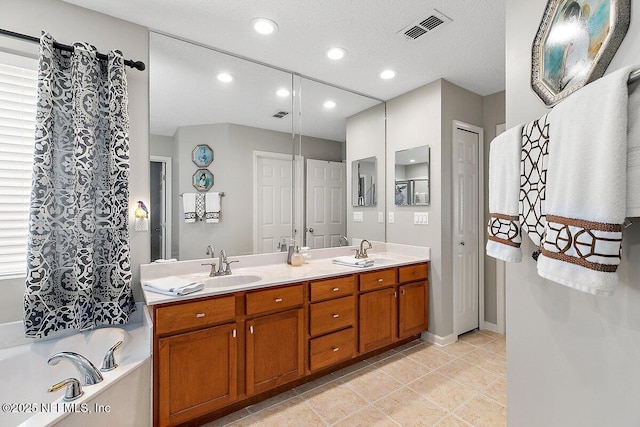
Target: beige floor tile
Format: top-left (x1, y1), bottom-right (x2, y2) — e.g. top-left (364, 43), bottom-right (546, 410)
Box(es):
top-left (408, 371), bottom-right (478, 411)
top-left (333, 404), bottom-right (399, 427)
top-left (481, 337), bottom-right (506, 356)
top-left (483, 377), bottom-right (507, 406)
top-left (375, 387), bottom-right (448, 427)
top-left (330, 360), bottom-right (371, 379)
top-left (404, 343), bottom-right (457, 370)
top-left (363, 348), bottom-right (398, 365)
top-left (223, 415), bottom-right (261, 427)
top-left (199, 408), bottom-right (251, 427)
top-left (476, 329), bottom-right (505, 339)
top-left (439, 340), bottom-right (476, 357)
top-left (246, 389), bottom-right (297, 413)
top-left (340, 365), bottom-right (404, 402)
top-left (462, 347), bottom-right (507, 377)
top-left (437, 359), bottom-right (499, 391)
top-left (435, 415), bottom-right (473, 427)
top-left (455, 395), bottom-right (507, 427)
top-left (374, 353), bottom-right (430, 384)
top-left (293, 373), bottom-right (339, 395)
top-left (392, 338), bottom-right (424, 353)
top-left (251, 396), bottom-right (324, 427)
top-left (304, 381), bottom-right (367, 424)
top-left (459, 331), bottom-right (496, 347)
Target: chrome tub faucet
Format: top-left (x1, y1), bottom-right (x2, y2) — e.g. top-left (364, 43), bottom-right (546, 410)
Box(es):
top-left (47, 352), bottom-right (103, 385)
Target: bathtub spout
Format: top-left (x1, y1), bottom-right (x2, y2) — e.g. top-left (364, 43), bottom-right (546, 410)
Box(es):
top-left (47, 352), bottom-right (103, 385)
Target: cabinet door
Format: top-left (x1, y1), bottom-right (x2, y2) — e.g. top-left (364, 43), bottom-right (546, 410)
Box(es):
top-left (246, 308), bottom-right (305, 395)
top-left (158, 323), bottom-right (237, 427)
top-left (399, 281), bottom-right (428, 339)
top-left (359, 288), bottom-right (397, 353)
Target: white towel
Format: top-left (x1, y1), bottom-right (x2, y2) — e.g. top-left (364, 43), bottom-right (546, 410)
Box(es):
top-left (205, 192), bottom-right (221, 223)
top-left (332, 256), bottom-right (374, 268)
top-left (538, 66), bottom-right (636, 296)
top-left (153, 258), bottom-right (177, 263)
top-left (627, 78), bottom-right (640, 217)
top-left (142, 276), bottom-right (204, 296)
top-left (183, 193), bottom-right (196, 223)
top-left (486, 124), bottom-right (524, 263)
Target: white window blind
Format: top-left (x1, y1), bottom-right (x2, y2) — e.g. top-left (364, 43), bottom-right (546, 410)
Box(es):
top-left (0, 56), bottom-right (37, 278)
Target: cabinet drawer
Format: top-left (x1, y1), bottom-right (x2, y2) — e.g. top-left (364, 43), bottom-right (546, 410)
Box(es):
top-left (246, 285), bottom-right (304, 316)
top-left (399, 263), bottom-right (429, 283)
top-left (310, 275), bottom-right (356, 302)
top-left (359, 268), bottom-right (397, 292)
top-left (309, 327), bottom-right (356, 371)
top-left (310, 296), bottom-right (355, 337)
top-left (156, 296), bottom-right (236, 335)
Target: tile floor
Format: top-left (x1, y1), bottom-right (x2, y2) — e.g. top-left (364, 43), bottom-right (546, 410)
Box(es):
top-left (202, 330), bottom-right (506, 427)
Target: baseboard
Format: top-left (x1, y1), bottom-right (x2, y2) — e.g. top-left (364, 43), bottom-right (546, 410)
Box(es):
top-left (421, 331), bottom-right (457, 347)
top-left (481, 321), bottom-right (500, 333)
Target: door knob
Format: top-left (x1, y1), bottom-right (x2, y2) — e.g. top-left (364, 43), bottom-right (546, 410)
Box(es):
top-left (460, 242), bottom-right (465, 246)
top-left (308, 228), bottom-right (314, 233)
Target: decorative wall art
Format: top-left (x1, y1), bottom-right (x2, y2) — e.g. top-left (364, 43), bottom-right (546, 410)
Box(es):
top-left (531, 0), bottom-right (630, 106)
top-left (192, 144), bottom-right (214, 167)
top-left (192, 168), bottom-right (214, 191)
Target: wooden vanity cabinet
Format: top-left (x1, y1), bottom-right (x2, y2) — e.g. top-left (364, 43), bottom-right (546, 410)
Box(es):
top-left (358, 268), bottom-right (398, 353)
top-left (398, 263), bottom-right (429, 339)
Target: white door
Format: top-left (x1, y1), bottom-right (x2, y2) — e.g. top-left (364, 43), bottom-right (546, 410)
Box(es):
top-left (305, 159), bottom-right (346, 249)
top-left (254, 152), bottom-right (293, 253)
top-left (453, 124), bottom-right (481, 335)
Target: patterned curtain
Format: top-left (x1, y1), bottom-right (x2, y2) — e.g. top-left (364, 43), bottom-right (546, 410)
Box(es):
top-left (24, 33), bottom-right (135, 338)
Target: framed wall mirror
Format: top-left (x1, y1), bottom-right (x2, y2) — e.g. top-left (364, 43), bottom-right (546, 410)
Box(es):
top-left (394, 145), bottom-right (430, 206)
top-left (351, 157), bottom-right (377, 207)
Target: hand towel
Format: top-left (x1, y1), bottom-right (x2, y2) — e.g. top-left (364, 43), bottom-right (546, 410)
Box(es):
top-left (183, 193), bottom-right (196, 223)
top-left (538, 66), bottom-right (636, 296)
top-left (519, 114), bottom-right (550, 249)
top-left (153, 258), bottom-right (177, 263)
top-left (627, 78), bottom-right (640, 217)
top-left (332, 256), bottom-right (374, 268)
top-left (195, 193), bottom-right (205, 221)
top-left (205, 192), bottom-right (221, 223)
top-left (142, 276), bottom-right (204, 296)
top-left (486, 124), bottom-right (524, 263)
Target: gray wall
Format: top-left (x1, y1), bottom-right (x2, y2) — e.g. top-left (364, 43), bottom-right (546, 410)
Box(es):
top-left (173, 123), bottom-right (342, 260)
top-left (0, 0), bottom-right (149, 323)
top-left (506, 1), bottom-right (640, 426)
top-left (346, 103), bottom-right (386, 243)
top-left (482, 91), bottom-right (506, 325)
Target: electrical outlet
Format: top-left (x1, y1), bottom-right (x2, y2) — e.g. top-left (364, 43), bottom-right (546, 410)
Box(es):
top-left (388, 212), bottom-right (395, 223)
top-left (378, 212), bottom-right (384, 223)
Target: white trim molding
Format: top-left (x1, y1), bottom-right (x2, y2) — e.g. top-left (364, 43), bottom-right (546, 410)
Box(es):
top-left (421, 331), bottom-right (458, 347)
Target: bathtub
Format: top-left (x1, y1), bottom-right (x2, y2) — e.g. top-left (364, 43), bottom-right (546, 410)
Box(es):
top-left (0, 303), bottom-right (152, 427)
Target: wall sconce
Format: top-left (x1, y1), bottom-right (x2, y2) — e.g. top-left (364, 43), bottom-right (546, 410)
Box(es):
top-left (134, 200), bottom-right (149, 232)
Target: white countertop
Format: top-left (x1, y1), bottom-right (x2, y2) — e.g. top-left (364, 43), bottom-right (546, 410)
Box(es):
top-left (141, 243), bottom-right (430, 306)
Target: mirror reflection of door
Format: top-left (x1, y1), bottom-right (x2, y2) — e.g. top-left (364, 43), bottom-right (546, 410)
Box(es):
top-left (306, 159), bottom-right (346, 248)
top-left (149, 157), bottom-right (172, 261)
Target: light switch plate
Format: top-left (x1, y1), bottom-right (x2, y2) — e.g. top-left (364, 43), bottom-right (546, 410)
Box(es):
top-left (414, 212), bottom-right (429, 225)
top-left (378, 212), bottom-right (384, 223)
top-left (353, 211), bottom-right (364, 222)
top-left (388, 212), bottom-right (395, 223)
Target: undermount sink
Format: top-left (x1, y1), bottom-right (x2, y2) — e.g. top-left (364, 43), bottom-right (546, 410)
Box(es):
top-left (368, 257), bottom-right (396, 265)
top-left (203, 274), bottom-right (262, 288)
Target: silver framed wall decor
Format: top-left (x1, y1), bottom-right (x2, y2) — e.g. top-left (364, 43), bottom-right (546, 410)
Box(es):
top-left (531, 0), bottom-right (630, 106)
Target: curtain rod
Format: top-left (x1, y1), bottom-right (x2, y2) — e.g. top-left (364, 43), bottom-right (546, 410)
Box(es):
top-left (0, 28), bottom-right (145, 71)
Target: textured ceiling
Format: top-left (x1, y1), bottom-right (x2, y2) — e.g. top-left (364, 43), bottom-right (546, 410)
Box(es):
top-left (61, 0), bottom-right (506, 138)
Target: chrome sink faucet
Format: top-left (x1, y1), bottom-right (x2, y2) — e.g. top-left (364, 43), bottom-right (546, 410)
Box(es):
top-left (215, 249), bottom-right (238, 276)
top-left (353, 239), bottom-right (372, 259)
top-left (48, 352), bottom-right (103, 386)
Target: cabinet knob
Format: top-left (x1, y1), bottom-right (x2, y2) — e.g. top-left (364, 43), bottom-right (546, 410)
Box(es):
top-left (232, 329), bottom-right (237, 338)
top-left (274, 297), bottom-right (283, 303)
top-left (377, 278), bottom-right (383, 282)
top-left (332, 313), bottom-right (339, 318)
top-left (332, 347), bottom-right (340, 352)
top-left (402, 289), bottom-right (406, 295)
top-left (249, 325), bottom-right (254, 334)
top-left (332, 287), bottom-right (340, 292)
top-left (394, 291), bottom-right (397, 298)
top-left (195, 313), bottom-right (205, 318)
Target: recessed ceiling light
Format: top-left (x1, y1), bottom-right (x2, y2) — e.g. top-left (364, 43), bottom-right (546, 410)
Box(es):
top-left (217, 72), bottom-right (234, 83)
top-left (276, 88), bottom-right (290, 97)
top-left (252, 18), bottom-right (278, 35)
top-left (380, 69), bottom-right (397, 80)
top-left (323, 100), bottom-right (336, 109)
top-left (327, 47), bottom-right (346, 60)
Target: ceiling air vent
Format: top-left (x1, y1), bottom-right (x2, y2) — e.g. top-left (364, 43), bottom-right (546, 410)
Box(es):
top-left (398, 9), bottom-right (452, 40)
top-left (272, 110), bottom-right (289, 119)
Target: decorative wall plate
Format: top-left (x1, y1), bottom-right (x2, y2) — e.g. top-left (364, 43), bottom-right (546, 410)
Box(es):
top-left (192, 144), bottom-right (214, 167)
top-left (192, 169), bottom-right (213, 191)
top-left (531, 0), bottom-right (630, 106)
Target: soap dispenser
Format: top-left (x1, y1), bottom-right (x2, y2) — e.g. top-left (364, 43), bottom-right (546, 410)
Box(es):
top-left (290, 246), bottom-right (304, 267)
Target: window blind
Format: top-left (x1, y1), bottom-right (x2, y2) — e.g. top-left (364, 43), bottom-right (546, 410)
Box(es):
top-left (0, 60), bottom-right (37, 278)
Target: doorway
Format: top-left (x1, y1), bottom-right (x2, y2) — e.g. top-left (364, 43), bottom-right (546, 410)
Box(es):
top-left (149, 156), bottom-right (172, 261)
top-left (305, 159), bottom-right (346, 248)
top-left (452, 121), bottom-right (484, 336)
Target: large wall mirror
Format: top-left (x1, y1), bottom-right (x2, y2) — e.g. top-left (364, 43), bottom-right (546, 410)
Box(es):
top-left (351, 157), bottom-right (377, 207)
top-left (149, 32), bottom-right (385, 261)
top-left (394, 145), bottom-right (430, 206)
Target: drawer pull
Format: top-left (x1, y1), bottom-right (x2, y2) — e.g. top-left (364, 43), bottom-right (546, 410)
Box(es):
top-left (274, 297), bottom-right (283, 303)
top-left (332, 287), bottom-right (340, 292)
top-left (249, 325), bottom-right (254, 334)
top-left (394, 291), bottom-right (397, 298)
top-left (377, 278), bottom-right (384, 282)
top-left (402, 289), bottom-right (406, 295)
top-left (195, 313), bottom-right (206, 318)
top-left (332, 347), bottom-right (340, 352)
top-left (332, 313), bottom-right (339, 318)
top-left (232, 329), bottom-right (236, 338)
